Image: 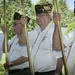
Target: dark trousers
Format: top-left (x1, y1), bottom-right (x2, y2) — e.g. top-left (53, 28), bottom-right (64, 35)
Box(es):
top-left (35, 70), bottom-right (55, 75)
top-left (8, 68), bottom-right (30, 75)
top-left (60, 71), bottom-right (62, 75)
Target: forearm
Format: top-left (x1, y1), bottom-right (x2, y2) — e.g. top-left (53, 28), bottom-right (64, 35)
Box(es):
top-left (53, 25), bottom-right (61, 50)
top-left (11, 56), bottom-right (28, 66)
top-left (18, 28), bottom-right (26, 46)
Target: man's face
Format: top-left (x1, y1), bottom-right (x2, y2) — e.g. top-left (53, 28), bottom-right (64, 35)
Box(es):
top-left (36, 13), bottom-right (49, 27)
top-left (13, 20), bottom-right (22, 34)
top-left (20, 16), bottom-right (28, 25)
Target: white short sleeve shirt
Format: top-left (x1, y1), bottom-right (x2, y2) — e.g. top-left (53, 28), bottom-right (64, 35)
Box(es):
top-left (0, 33), bottom-right (4, 61)
top-left (7, 35), bottom-right (29, 70)
top-left (29, 23), bottom-right (62, 72)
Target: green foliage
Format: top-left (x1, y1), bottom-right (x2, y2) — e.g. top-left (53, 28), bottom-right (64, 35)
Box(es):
top-left (0, 63), bottom-right (4, 75)
top-left (57, 0), bottom-right (73, 27)
top-left (37, 0), bottom-right (52, 4)
top-left (0, 54), bottom-right (5, 75)
top-left (36, 0), bottom-right (73, 28)
top-left (0, 0), bottom-right (74, 39)
top-left (0, 1), bottom-right (73, 75)
top-left (0, 0), bottom-right (37, 40)
top-left (65, 21), bottom-right (75, 34)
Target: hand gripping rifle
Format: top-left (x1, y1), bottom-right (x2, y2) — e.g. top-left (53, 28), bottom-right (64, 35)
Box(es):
top-left (21, 0), bottom-right (34, 75)
top-left (53, 0), bottom-right (68, 75)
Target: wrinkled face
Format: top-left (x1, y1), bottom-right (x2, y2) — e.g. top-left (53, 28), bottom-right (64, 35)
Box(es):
top-left (36, 13), bottom-right (50, 29)
top-left (13, 20), bottom-right (22, 34)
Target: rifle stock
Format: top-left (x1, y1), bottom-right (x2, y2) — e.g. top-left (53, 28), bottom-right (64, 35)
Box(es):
top-left (21, 0), bottom-right (34, 75)
top-left (53, 0), bottom-right (68, 75)
top-left (4, 0), bottom-right (8, 74)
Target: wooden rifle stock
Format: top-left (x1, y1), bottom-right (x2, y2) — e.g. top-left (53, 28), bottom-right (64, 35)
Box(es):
top-left (4, 0), bottom-right (8, 60)
top-left (21, 0), bottom-right (34, 75)
top-left (3, 0), bottom-right (8, 74)
top-left (53, 0), bottom-right (68, 75)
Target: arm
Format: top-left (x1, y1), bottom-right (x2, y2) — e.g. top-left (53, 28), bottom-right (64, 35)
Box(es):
top-left (18, 15), bottom-right (28, 45)
top-left (52, 25), bottom-right (61, 50)
top-left (4, 56), bottom-right (28, 69)
top-left (53, 25), bottom-right (63, 74)
top-left (52, 12), bottom-right (61, 50)
top-left (11, 56), bottom-right (28, 65)
top-left (52, 12), bottom-right (63, 75)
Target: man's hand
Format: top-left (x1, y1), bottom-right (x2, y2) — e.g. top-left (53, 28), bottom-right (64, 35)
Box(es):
top-left (53, 12), bottom-right (61, 25)
top-left (4, 60), bottom-right (11, 69)
top-left (20, 16), bottom-right (28, 26)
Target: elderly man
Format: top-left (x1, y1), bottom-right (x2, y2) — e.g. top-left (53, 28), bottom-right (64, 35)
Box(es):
top-left (28, 3), bottom-right (63, 75)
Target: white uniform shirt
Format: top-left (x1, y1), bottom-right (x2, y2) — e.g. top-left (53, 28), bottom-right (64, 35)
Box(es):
top-left (28, 23), bottom-right (62, 72)
top-left (0, 33), bottom-right (4, 61)
top-left (7, 35), bottom-right (29, 70)
top-left (64, 29), bottom-right (75, 75)
top-left (63, 29), bottom-right (75, 47)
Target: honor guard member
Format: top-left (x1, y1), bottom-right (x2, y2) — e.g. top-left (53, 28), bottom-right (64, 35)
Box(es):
top-left (28, 3), bottom-right (63, 75)
top-left (3, 12), bottom-right (30, 75)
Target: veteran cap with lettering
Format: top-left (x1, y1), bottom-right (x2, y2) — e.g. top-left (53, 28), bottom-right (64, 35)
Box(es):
top-left (35, 3), bottom-right (52, 14)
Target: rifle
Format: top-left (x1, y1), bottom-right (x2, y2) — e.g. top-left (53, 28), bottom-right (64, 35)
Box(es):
top-left (3, 0), bottom-right (8, 75)
top-left (53, 0), bottom-right (68, 75)
top-left (21, 0), bottom-right (34, 75)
